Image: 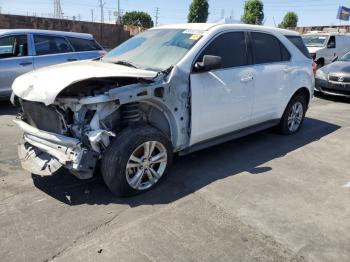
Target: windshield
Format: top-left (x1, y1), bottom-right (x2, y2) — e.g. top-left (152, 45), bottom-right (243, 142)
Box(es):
top-left (340, 51), bottom-right (350, 61)
top-left (102, 29), bottom-right (203, 71)
top-left (302, 35), bottom-right (328, 47)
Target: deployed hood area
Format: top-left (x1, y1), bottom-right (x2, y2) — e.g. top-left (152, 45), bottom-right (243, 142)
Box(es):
top-left (12, 60), bottom-right (158, 105)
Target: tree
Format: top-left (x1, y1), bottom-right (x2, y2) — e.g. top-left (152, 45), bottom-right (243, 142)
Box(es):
top-left (122, 11), bottom-right (154, 28)
top-left (188, 0), bottom-right (209, 23)
top-left (278, 12), bottom-right (298, 28)
top-left (242, 0), bottom-right (264, 25)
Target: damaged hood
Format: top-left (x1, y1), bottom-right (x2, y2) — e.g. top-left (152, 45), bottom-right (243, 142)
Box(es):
top-left (12, 60), bottom-right (158, 105)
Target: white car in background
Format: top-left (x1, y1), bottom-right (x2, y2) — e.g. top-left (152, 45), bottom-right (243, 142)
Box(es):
top-left (12, 23), bottom-right (314, 197)
top-left (303, 29), bottom-right (350, 67)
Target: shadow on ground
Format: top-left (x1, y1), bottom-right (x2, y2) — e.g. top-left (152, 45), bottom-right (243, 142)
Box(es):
top-left (31, 117), bottom-right (341, 207)
top-left (0, 101), bottom-right (19, 115)
top-left (0, 95), bottom-right (341, 205)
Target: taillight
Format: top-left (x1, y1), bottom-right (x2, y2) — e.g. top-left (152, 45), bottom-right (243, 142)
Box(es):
top-left (99, 50), bottom-right (107, 57)
top-left (312, 62), bottom-right (317, 75)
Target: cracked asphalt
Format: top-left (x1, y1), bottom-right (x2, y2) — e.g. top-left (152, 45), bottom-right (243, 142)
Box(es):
top-left (0, 95), bottom-right (349, 262)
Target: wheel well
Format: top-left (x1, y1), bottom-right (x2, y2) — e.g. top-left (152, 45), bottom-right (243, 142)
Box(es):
top-left (292, 87), bottom-right (310, 105)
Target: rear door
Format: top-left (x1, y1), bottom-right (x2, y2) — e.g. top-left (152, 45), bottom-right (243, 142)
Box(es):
top-left (190, 31), bottom-right (255, 145)
top-left (66, 37), bottom-right (104, 60)
top-left (32, 34), bottom-right (79, 69)
top-left (249, 32), bottom-right (293, 123)
top-left (0, 34), bottom-right (34, 98)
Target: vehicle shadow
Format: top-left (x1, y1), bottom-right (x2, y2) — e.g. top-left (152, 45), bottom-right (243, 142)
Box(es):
top-left (31, 117), bottom-right (341, 206)
top-left (0, 101), bottom-right (19, 115)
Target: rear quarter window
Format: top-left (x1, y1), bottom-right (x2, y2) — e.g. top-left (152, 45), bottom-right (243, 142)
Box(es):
top-left (286, 35), bottom-right (311, 59)
top-left (67, 37), bottom-right (103, 52)
top-left (251, 32), bottom-right (290, 64)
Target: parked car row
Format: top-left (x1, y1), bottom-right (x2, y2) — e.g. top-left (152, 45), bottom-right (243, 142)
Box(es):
top-left (0, 29), bottom-right (105, 99)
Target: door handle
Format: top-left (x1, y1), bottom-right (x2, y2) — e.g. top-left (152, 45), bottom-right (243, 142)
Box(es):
top-left (67, 58), bottom-right (78, 62)
top-left (19, 61), bottom-right (32, 66)
top-left (240, 75), bottom-right (254, 83)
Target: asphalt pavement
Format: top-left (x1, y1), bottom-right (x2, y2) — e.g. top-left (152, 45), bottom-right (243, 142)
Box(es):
top-left (0, 95), bottom-right (349, 262)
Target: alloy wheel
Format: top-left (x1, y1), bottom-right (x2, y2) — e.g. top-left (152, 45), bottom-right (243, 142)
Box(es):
top-left (126, 141), bottom-right (167, 190)
top-left (287, 101), bottom-right (304, 132)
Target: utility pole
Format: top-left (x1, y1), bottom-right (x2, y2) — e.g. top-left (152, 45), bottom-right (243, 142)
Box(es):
top-left (155, 7), bottom-right (159, 26)
top-left (98, 0), bottom-right (105, 24)
top-left (98, 0), bottom-right (105, 44)
top-left (117, 0), bottom-right (121, 24)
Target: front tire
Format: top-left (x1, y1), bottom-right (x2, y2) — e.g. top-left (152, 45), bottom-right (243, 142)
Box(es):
top-left (101, 125), bottom-right (173, 197)
top-left (278, 94), bottom-right (307, 135)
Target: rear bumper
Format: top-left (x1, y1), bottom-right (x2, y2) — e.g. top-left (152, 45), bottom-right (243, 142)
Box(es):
top-left (14, 119), bottom-right (98, 179)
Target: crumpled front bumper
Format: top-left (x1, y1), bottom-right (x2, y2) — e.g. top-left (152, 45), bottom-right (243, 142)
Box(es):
top-left (14, 119), bottom-right (99, 179)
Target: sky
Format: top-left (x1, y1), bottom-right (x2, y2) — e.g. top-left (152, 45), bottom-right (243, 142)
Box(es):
top-left (0, 0), bottom-right (349, 27)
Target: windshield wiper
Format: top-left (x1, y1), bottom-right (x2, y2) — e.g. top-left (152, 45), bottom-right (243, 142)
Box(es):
top-left (113, 60), bottom-right (138, 69)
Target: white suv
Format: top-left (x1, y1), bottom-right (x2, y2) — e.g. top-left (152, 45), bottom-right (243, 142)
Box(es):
top-left (12, 23), bottom-right (314, 196)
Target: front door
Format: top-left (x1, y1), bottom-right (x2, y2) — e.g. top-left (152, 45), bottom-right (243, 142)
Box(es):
top-left (0, 34), bottom-right (34, 97)
top-left (190, 31), bottom-right (255, 145)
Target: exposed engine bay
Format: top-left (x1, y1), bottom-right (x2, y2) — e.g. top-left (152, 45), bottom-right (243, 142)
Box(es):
top-left (14, 65), bottom-right (191, 179)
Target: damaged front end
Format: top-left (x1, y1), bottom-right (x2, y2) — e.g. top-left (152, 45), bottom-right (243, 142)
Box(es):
top-left (14, 73), bottom-right (167, 179)
top-left (12, 60), bottom-right (191, 180)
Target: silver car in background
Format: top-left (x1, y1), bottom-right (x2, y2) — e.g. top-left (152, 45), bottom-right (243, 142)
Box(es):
top-left (0, 29), bottom-right (105, 99)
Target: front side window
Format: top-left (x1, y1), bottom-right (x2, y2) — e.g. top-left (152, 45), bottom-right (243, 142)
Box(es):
top-left (67, 37), bottom-right (102, 51)
top-left (0, 35), bottom-right (28, 59)
top-left (196, 32), bottom-right (248, 69)
top-left (34, 35), bottom-right (73, 55)
top-left (103, 29), bottom-right (202, 71)
top-left (251, 32), bottom-right (290, 64)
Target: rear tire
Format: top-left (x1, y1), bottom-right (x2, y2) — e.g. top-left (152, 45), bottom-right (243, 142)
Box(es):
top-left (278, 94), bottom-right (307, 135)
top-left (101, 125), bottom-right (173, 197)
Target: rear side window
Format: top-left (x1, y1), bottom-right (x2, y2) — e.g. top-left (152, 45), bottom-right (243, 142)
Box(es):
top-left (286, 35), bottom-right (311, 59)
top-left (0, 35), bottom-right (28, 58)
top-left (34, 35), bottom-right (73, 55)
top-left (67, 37), bottom-right (102, 52)
top-left (197, 32), bottom-right (248, 69)
top-left (251, 32), bottom-right (290, 64)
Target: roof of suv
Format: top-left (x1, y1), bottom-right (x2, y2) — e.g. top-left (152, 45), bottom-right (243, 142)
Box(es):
top-left (155, 23), bottom-right (300, 36)
top-left (0, 29), bottom-right (94, 39)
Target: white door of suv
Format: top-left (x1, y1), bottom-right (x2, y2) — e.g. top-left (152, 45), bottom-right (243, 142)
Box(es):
top-left (190, 31), bottom-right (255, 145)
top-left (249, 32), bottom-right (293, 124)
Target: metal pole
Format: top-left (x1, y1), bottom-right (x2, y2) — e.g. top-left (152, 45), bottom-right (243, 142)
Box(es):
top-left (117, 0), bottom-right (120, 24)
top-left (91, 9), bottom-right (94, 23)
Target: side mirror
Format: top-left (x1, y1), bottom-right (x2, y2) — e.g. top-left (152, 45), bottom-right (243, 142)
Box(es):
top-left (332, 56), bottom-right (338, 62)
top-left (194, 55), bottom-right (222, 72)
